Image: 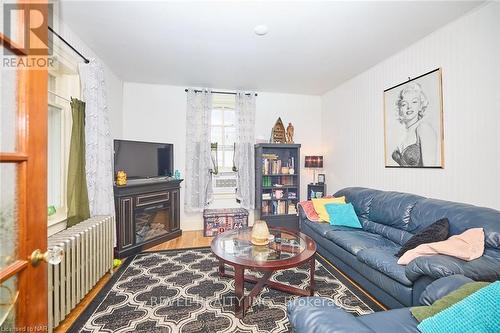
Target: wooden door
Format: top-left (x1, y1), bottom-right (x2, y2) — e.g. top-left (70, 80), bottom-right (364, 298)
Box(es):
top-left (1, 1), bottom-right (49, 330)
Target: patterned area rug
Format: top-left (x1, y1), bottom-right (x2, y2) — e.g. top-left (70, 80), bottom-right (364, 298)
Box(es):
top-left (70, 248), bottom-right (381, 333)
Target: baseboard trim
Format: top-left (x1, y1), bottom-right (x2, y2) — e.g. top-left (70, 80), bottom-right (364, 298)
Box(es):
top-left (316, 252), bottom-right (388, 311)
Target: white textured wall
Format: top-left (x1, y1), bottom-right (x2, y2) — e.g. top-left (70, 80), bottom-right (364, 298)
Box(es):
top-left (56, 16), bottom-right (124, 139)
top-left (122, 83), bottom-right (322, 230)
top-left (321, 3), bottom-right (500, 210)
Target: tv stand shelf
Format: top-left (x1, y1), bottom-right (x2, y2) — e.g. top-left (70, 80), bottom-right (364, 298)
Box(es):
top-left (117, 176), bottom-right (175, 187)
top-left (114, 179), bottom-right (183, 258)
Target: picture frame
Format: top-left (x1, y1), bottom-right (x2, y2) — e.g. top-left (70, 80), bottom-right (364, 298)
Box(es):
top-left (384, 68), bottom-right (444, 168)
top-left (317, 174), bottom-right (325, 184)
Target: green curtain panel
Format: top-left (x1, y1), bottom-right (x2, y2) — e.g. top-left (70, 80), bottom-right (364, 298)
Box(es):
top-left (67, 98), bottom-right (90, 227)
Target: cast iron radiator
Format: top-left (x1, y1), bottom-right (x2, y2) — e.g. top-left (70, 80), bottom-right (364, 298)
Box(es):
top-left (47, 216), bottom-right (114, 332)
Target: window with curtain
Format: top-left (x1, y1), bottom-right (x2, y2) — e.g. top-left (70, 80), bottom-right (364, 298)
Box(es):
top-left (47, 61), bottom-right (80, 235)
top-left (48, 102), bottom-right (63, 208)
top-left (211, 94), bottom-right (237, 194)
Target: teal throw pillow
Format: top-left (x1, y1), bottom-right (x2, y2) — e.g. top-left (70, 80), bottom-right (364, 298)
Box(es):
top-left (325, 203), bottom-right (362, 229)
top-left (417, 281), bottom-right (500, 333)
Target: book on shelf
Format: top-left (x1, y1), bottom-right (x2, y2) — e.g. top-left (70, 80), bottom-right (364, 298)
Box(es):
top-left (262, 157), bottom-right (288, 175)
top-left (271, 200), bottom-right (287, 215)
top-left (280, 176), bottom-right (294, 185)
top-left (262, 159), bottom-right (269, 175)
top-left (262, 201), bottom-right (271, 215)
top-left (262, 200), bottom-right (288, 215)
top-left (262, 153), bottom-right (278, 160)
top-left (262, 176), bottom-right (295, 189)
top-left (262, 176), bottom-right (272, 187)
top-left (288, 203), bottom-right (297, 215)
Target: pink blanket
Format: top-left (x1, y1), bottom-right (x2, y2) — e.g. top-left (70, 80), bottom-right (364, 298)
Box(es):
top-left (397, 228), bottom-right (484, 265)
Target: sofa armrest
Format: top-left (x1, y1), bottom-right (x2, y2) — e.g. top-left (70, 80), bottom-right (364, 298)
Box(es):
top-left (419, 274), bottom-right (474, 305)
top-left (405, 253), bottom-right (500, 282)
top-left (287, 297), bottom-right (374, 333)
top-left (297, 204), bottom-right (308, 221)
top-left (405, 255), bottom-right (465, 282)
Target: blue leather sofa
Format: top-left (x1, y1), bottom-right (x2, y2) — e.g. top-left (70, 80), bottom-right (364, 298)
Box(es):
top-left (298, 187), bottom-right (500, 309)
top-left (288, 275), bottom-right (475, 333)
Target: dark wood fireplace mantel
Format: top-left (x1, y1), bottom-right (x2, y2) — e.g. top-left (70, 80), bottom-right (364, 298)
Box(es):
top-left (114, 179), bottom-right (183, 258)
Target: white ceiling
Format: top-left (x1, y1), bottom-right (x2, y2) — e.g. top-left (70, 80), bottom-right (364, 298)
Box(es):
top-left (60, 1), bottom-right (482, 95)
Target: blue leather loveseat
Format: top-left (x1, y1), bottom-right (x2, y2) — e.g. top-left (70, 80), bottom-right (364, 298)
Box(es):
top-left (298, 187), bottom-right (500, 308)
top-left (288, 274), bottom-right (477, 333)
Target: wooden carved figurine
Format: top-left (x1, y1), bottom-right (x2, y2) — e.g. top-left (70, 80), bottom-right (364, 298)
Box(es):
top-left (271, 117), bottom-right (286, 143)
top-left (286, 122), bottom-right (294, 143)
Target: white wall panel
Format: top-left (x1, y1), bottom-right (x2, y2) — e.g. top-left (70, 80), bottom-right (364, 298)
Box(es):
top-left (321, 3), bottom-right (500, 209)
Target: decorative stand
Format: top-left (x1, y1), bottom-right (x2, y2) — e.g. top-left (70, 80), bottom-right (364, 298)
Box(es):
top-left (307, 183), bottom-right (327, 200)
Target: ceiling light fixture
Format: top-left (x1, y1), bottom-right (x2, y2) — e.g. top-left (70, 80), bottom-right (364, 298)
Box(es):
top-left (254, 24), bottom-right (268, 36)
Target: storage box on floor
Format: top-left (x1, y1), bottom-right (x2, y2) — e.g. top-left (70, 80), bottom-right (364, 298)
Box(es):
top-left (203, 208), bottom-right (249, 236)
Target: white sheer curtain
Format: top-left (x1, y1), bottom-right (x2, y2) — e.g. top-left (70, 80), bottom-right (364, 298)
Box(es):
top-left (78, 59), bottom-right (115, 217)
top-left (185, 89), bottom-right (214, 212)
top-left (235, 92), bottom-right (256, 209)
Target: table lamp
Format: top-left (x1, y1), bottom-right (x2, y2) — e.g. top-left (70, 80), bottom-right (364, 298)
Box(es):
top-left (304, 155), bottom-right (323, 184)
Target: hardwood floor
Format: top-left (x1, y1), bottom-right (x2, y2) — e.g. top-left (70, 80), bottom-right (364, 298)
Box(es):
top-left (148, 230), bottom-right (213, 251)
top-left (54, 230), bottom-right (212, 333)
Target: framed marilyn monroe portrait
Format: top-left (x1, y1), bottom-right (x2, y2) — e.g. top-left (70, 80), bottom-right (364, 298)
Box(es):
top-left (384, 68), bottom-right (444, 168)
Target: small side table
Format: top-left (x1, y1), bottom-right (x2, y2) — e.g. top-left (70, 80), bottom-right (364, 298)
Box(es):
top-left (307, 183), bottom-right (327, 200)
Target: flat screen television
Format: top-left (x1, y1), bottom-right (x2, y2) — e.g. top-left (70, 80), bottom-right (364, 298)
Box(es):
top-left (113, 140), bottom-right (174, 179)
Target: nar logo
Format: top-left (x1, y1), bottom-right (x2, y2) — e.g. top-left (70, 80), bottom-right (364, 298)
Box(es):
top-left (3, 3), bottom-right (53, 56)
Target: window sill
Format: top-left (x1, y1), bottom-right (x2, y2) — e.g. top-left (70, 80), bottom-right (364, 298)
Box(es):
top-left (213, 192), bottom-right (237, 199)
top-left (48, 211), bottom-right (67, 226)
top-left (48, 211), bottom-right (68, 237)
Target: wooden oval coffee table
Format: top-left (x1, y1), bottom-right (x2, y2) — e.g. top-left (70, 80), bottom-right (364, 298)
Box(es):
top-left (211, 227), bottom-right (317, 318)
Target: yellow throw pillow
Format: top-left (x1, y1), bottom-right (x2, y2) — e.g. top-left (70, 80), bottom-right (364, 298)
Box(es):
top-left (312, 196), bottom-right (346, 222)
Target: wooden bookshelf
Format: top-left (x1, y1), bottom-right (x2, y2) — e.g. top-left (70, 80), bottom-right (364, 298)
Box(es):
top-left (255, 143), bottom-right (301, 230)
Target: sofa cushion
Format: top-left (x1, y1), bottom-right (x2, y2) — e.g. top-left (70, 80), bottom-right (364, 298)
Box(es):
top-left (357, 246), bottom-right (412, 286)
top-left (417, 281), bottom-right (500, 333)
top-left (325, 230), bottom-right (398, 256)
top-left (302, 219), bottom-right (355, 237)
top-left (357, 308), bottom-right (420, 333)
top-left (405, 248), bottom-right (500, 282)
top-left (368, 190), bottom-right (423, 231)
top-left (287, 297), bottom-right (374, 333)
top-left (298, 200), bottom-right (321, 221)
top-left (419, 274), bottom-right (474, 305)
top-left (333, 187), bottom-right (377, 219)
top-left (411, 281), bottom-right (490, 322)
top-left (362, 219), bottom-right (413, 245)
top-left (396, 218), bottom-right (450, 257)
top-left (312, 197), bottom-right (346, 222)
top-left (306, 223), bottom-right (413, 306)
top-left (326, 203), bottom-right (362, 228)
